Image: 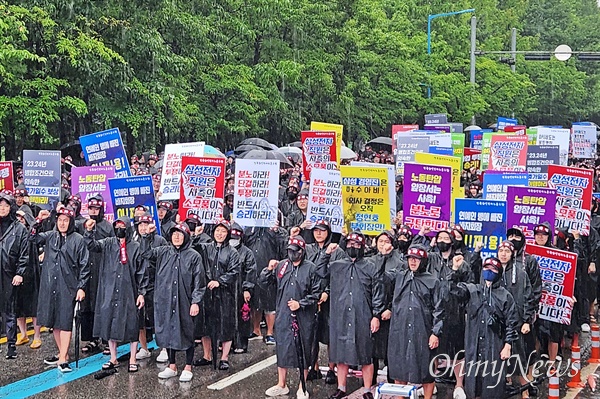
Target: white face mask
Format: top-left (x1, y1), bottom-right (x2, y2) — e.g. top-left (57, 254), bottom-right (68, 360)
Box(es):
top-left (229, 238), bottom-right (241, 247)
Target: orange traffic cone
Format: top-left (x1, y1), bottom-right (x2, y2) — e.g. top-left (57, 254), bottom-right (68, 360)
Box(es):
top-left (590, 324), bottom-right (600, 363)
top-left (548, 373), bottom-right (560, 399)
top-left (567, 344), bottom-right (585, 388)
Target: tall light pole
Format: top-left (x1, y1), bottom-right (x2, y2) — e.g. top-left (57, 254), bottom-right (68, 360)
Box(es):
top-left (427, 8), bottom-right (475, 98)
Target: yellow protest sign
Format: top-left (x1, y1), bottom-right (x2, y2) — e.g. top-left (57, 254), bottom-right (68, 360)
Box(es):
top-left (310, 121), bottom-right (343, 165)
top-left (414, 153), bottom-right (461, 218)
top-left (340, 166), bottom-right (391, 233)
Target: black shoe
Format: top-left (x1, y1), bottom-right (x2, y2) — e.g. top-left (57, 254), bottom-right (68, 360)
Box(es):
top-left (5, 345), bottom-right (16, 359)
top-left (218, 360), bottom-right (230, 371)
top-left (44, 355), bottom-right (60, 365)
top-left (307, 368), bottom-right (323, 381)
top-left (58, 362), bottom-right (72, 373)
top-left (328, 389), bottom-right (346, 399)
top-left (325, 370), bottom-right (337, 384)
top-left (193, 357), bottom-right (212, 367)
top-left (362, 393), bottom-right (374, 399)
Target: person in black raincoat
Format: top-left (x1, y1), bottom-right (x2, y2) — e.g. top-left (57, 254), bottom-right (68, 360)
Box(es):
top-left (279, 180), bottom-right (301, 219)
top-left (450, 257), bottom-right (519, 399)
top-left (260, 236), bottom-right (321, 399)
top-left (223, 189), bottom-right (234, 221)
top-left (396, 225), bottom-right (413, 258)
top-left (317, 231), bottom-right (385, 399)
top-left (387, 245), bottom-right (444, 399)
top-left (497, 240), bottom-right (537, 397)
top-left (157, 201), bottom-right (176, 238)
top-left (288, 190), bottom-right (314, 244)
top-left (451, 224), bottom-right (483, 281)
top-left (229, 222), bottom-right (257, 354)
top-left (414, 227), bottom-right (472, 396)
top-left (245, 224), bottom-right (288, 343)
top-left (533, 223), bottom-right (563, 367)
top-left (32, 207), bottom-right (89, 372)
top-left (145, 222), bottom-right (206, 382)
top-left (305, 220), bottom-right (347, 384)
top-left (507, 227), bottom-right (542, 311)
top-left (0, 193), bottom-right (29, 359)
top-left (14, 205), bottom-right (43, 350)
top-left (369, 230), bottom-right (405, 386)
top-left (84, 216), bottom-right (148, 372)
top-left (134, 213), bottom-right (168, 361)
top-left (80, 194), bottom-right (114, 354)
top-left (66, 193), bottom-right (86, 232)
top-left (193, 219), bottom-right (240, 370)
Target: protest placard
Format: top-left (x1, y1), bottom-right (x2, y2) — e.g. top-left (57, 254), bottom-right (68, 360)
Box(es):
top-left (536, 128), bottom-right (570, 165)
top-left (233, 159), bottom-right (280, 228)
top-left (301, 131), bottom-right (337, 179)
top-left (352, 162), bottom-right (396, 223)
top-left (424, 114), bottom-right (448, 124)
top-left (428, 146), bottom-right (454, 156)
top-left (109, 175), bottom-right (160, 233)
top-left (0, 161), bottom-right (14, 192)
top-left (178, 157), bottom-right (225, 224)
top-left (497, 116), bottom-right (518, 130)
top-left (307, 168), bottom-right (344, 233)
top-left (392, 124), bottom-right (419, 164)
top-left (506, 186), bottom-right (556, 243)
top-left (310, 121), bottom-right (343, 162)
top-left (403, 163), bottom-right (452, 237)
top-left (469, 130), bottom-right (483, 150)
top-left (526, 145), bottom-right (560, 187)
top-left (340, 166), bottom-right (391, 233)
top-left (71, 166), bottom-right (116, 222)
top-left (452, 133), bottom-right (465, 163)
top-left (455, 199), bottom-right (507, 259)
top-left (463, 148), bottom-right (481, 172)
top-left (79, 128), bottom-right (131, 178)
top-left (571, 124), bottom-right (597, 159)
top-left (482, 171), bottom-right (529, 201)
top-left (426, 133), bottom-right (452, 148)
top-left (547, 165), bottom-right (593, 235)
top-left (23, 150), bottom-right (61, 210)
top-left (526, 244), bottom-right (577, 325)
top-left (414, 153), bottom-right (461, 217)
top-left (159, 142), bottom-right (205, 200)
top-left (394, 135), bottom-right (429, 174)
top-left (489, 135), bottom-right (528, 172)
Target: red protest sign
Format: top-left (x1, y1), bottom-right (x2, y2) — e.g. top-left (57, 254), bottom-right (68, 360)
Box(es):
top-left (0, 162), bottom-right (14, 192)
top-left (526, 244), bottom-right (577, 325)
top-left (547, 165), bottom-right (593, 235)
top-left (489, 135), bottom-right (528, 172)
top-left (178, 156), bottom-right (226, 224)
top-left (301, 131), bottom-right (337, 179)
top-left (463, 148), bottom-right (481, 172)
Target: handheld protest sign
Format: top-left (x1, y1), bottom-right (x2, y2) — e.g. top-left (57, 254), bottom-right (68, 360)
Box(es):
top-left (233, 159), bottom-right (280, 228)
top-left (159, 142), bottom-right (205, 200)
top-left (506, 186), bottom-right (556, 244)
top-left (23, 150), bottom-right (61, 210)
top-left (72, 166), bottom-right (116, 222)
top-left (0, 161), bottom-right (14, 192)
top-left (547, 165), bottom-right (593, 235)
top-left (301, 131), bottom-right (337, 180)
top-left (79, 128), bottom-right (131, 178)
top-left (178, 156), bottom-right (225, 224)
top-left (455, 199), bottom-right (506, 260)
top-left (307, 168), bottom-right (344, 233)
top-left (109, 175), bottom-right (160, 234)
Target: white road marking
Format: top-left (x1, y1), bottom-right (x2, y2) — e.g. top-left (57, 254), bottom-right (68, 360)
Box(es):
top-left (206, 355), bottom-right (278, 390)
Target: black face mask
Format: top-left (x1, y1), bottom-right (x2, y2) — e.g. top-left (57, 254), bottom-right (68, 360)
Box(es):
top-left (437, 241), bottom-right (451, 252)
top-left (398, 240), bottom-right (410, 253)
top-left (287, 249), bottom-right (303, 263)
top-left (115, 227), bottom-right (127, 238)
top-left (510, 238), bottom-right (524, 252)
top-left (287, 191), bottom-right (298, 200)
top-left (89, 214), bottom-right (101, 221)
top-left (347, 247), bottom-right (362, 259)
top-left (453, 240), bottom-right (463, 250)
top-left (187, 222), bottom-right (198, 232)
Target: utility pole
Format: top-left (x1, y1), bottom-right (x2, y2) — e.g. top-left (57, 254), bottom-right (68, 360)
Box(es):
top-left (470, 16), bottom-right (477, 125)
top-left (511, 28), bottom-right (517, 73)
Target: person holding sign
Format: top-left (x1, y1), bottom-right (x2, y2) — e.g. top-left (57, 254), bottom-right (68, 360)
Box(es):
top-left (32, 207), bottom-right (89, 372)
top-left (288, 190), bottom-right (314, 244)
top-left (84, 217), bottom-right (148, 373)
top-left (317, 232), bottom-right (384, 399)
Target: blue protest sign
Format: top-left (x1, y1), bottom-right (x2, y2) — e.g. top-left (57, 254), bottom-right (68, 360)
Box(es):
top-left (497, 116), bottom-right (518, 130)
top-left (80, 128), bottom-right (131, 178)
top-left (468, 130), bottom-right (483, 149)
top-left (109, 175), bottom-right (160, 234)
top-left (455, 198), bottom-right (507, 260)
top-left (22, 150), bottom-right (62, 210)
top-left (428, 146), bottom-right (454, 156)
top-left (482, 171), bottom-right (529, 201)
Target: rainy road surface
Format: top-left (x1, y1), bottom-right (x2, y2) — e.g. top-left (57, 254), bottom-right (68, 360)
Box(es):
top-left (0, 329), bottom-right (599, 399)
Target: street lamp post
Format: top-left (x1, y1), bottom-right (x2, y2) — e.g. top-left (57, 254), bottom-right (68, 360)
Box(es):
top-left (427, 8), bottom-right (475, 98)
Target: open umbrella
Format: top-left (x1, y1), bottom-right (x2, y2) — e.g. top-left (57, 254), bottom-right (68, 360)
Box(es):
top-left (291, 312), bottom-right (307, 396)
top-left (367, 137), bottom-right (393, 147)
top-left (74, 301), bottom-right (81, 368)
top-left (204, 145), bottom-right (226, 158)
top-left (288, 141), bottom-right (302, 148)
top-left (276, 147), bottom-right (302, 164)
top-left (234, 144), bottom-right (264, 155)
top-left (239, 138), bottom-right (275, 150)
top-left (239, 149), bottom-right (293, 167)
top-left (340, 146), bottom-right (357, 160)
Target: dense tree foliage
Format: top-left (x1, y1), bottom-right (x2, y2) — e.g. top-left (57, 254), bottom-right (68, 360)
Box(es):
top-left (2, 0), bottom-right (600, 156)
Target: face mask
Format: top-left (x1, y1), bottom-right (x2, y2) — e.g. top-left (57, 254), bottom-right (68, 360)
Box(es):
top-left (482, 269), bottom-right (498, 282)
top-left (89, 214), bottom-right (100, 221)
top-left (347, 247), bottom-right (361, 259)
top-left (437, 241), bottom-right (451, 252)
top-left (398, 240), bottom-right (410, 252)
top-left (115, 227), bottom-right (127, 238)
top-left (287, 249), bottom-right (303, 263)
top-left (230, 238), bottom-right (241, 247)
top-left (187, 222), bottom-right (198, 232)
top-left (510, 238), bottom-right (524, 252)
top-left (453, 240), bottom-right (463, 250)
top-left (287, 191), bottom-right (298, 200)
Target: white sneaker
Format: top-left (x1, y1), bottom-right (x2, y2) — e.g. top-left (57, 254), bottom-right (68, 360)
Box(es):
top-left (582, 323), bottom-right (591, 333)
top-left (179, 370), bottom-right (193, 382)
top-left (158, 367), bottom-right (178, 379)
top-left (453, 387), bottom-right (466, 399)
top-left (265, 385), bottom-right (290, 397)
top-left (156, 348), bottom-right (169, 363)
top-left (136, 348), bottom-right (152, 360)
top-left (417, 386), bottom-right (437, 397)
top-left (297, 388), bottom-right (309, 399)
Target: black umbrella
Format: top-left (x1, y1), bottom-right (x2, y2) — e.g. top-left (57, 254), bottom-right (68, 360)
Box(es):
top-left (366, 137), bottom-right (393, 147)
top-left (234, 144), bottom-right (265, 155)
top-left (288, 141), bottom-right (302, 148)
top-left (291, 312), bottom-right (307, 395)
top-left (239, 150), bottom-right (293, 167)
top-left (239, 138), bottom-right (275, 150)
top-left (74, 300), bottom-right (81, 368)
